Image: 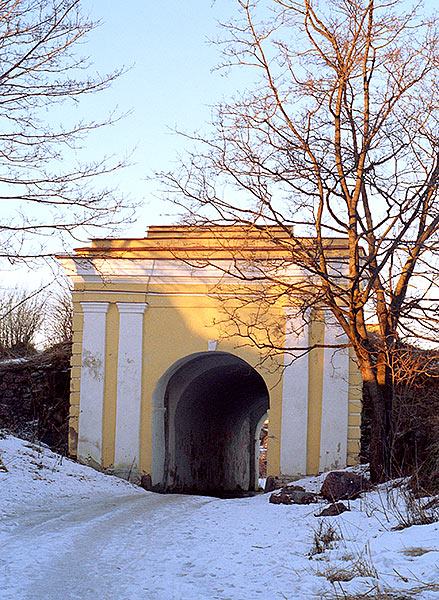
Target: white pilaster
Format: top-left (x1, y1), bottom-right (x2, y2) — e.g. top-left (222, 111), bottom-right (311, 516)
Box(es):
top-left (280, 308), bottom-right (309, 476)
top-left (78, 302), bottom-right (109, 465)
top-left (319, 311), bottom-right (349, 471)
top-left (114, 302), bottom-right (147, 475)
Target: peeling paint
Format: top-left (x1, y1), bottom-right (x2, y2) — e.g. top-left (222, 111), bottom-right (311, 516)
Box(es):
top-left (82, 350), bottom-right (103, 381)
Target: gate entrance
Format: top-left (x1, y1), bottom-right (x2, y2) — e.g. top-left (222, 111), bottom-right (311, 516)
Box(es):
top-left (151, 352), bottom-right (269, 496)
top-left (61, 226), bottom-right (359, 482)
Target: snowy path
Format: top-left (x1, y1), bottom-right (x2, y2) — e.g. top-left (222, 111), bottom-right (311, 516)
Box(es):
top-left (2, 435), bottom-right (439, 600)
top-left (3, 492), bottom-right (215, 600)
top-left (1, 481), bottom-right (315, 600)
top-left (0, 435), bottom-right (315, 600)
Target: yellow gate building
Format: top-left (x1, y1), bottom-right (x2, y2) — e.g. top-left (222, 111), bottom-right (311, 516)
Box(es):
top-left (59, 225), bottom-right (362, 495)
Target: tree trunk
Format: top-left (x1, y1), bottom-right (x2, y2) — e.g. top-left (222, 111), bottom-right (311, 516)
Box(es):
top-left (357, 348), bottom-right (394, 483)
top-left (362, 375), bottom-right (394, 483)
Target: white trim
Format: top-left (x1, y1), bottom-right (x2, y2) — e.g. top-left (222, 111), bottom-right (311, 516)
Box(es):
top-left (114, 302), bottom-right (147, 475)
top-left (72, 290), bottom-right (271, 298)
top-left (78, 302), bottom-right (109, 465)
top-left (116, 302), bottom-right (148, 314)
top-left (60, 256), bottom-right (303, 285)
top-left (280, 307), bottom-right (309, 476)
top-left (81, 302), bottom-right (110, 314)
top-left (74, 290), bottom-right (148, 295)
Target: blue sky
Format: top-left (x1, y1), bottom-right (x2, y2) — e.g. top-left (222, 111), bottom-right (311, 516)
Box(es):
top-left (2, 2), bottom-right (245, 288)
top-left (82, 0), bottom-right (436, 237)
top-left (81, 1), bottom-right (247, 235)
top-left (2, 0), bottom-right (436, 289)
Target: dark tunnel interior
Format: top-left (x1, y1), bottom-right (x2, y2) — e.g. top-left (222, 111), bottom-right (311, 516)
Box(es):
top-left (154, 352), bottom-right (269, 496)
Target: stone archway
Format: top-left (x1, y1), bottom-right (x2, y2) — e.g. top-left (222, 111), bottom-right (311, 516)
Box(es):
top-left (151, 352), bottom-right (270, 496)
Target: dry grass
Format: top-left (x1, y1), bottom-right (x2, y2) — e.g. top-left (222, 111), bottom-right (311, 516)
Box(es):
top-left (369, 480), bottom-right (439, 531)
top-left (400, 547), bottom-right (432, 557)
top-left (309, 521), bottom-right (341, 556)
top-left (323, 593), bottom-right (412, 599)
top-left (320, 581), bottom-right (439, 599)
top-left (316, 546), bottom-right (378, 584)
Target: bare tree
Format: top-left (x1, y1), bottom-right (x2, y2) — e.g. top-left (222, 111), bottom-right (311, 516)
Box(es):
top-left (0, 0), bottom-right (131, 263)
top-left (161, 0), bottom-right (439, 482)
top-left (0, 287), bottom-right (45, 357)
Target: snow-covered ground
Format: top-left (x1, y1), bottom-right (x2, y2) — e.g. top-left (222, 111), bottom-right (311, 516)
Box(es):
top-left (1, 434), bottom-right (439, 600)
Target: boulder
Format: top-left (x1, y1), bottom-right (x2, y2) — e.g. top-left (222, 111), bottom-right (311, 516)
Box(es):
top-left (316, 502), bottom-right (350, 517)
top-left (289, 490), bottom-right (317, 504)
top-left (264, 475), bottom-right (279, 493)
top-left (320, 471), bottom-right (371, 502)
top-left (269, 486), bottom-right (317, 505)
top-left (140, 474), bottom-right (153, 491)
top-left (269, 491), bottom-right (293, 505)
top-left (283, 484), bottom-right (305, 493)
top-left (264, 475), bottom-right (302, 493)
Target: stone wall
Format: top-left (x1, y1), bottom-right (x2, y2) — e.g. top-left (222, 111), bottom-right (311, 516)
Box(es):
top-left (0, 342), bottom-right (71, 452)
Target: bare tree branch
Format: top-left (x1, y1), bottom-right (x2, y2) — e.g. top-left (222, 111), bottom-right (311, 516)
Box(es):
top-left (159, 0), bottom-right (439, 483)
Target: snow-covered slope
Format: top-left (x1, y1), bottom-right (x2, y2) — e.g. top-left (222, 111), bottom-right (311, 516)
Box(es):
top-left (1, 433), bottom-right (439, 600)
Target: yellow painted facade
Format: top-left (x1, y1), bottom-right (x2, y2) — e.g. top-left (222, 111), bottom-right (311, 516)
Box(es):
top-left (60, 226), bottom-right (361, 492)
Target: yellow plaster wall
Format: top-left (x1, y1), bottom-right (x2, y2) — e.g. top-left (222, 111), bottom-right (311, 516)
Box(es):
top-left (66, 225), bottom-right (362, 475)
top-left (69, 288), bottom-right (362, 474)
top-left (69, 289), bottom-right (285, 475)
top-left (137, 295), bottom-right (284, 475)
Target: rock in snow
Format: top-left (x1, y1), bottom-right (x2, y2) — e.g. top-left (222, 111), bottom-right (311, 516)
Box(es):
top-left (320, 470), bottom-right (371, 501)
top-left (269, 486), bottom-right (317, 505)
top-left (316, 502), bottom-right (350, 517)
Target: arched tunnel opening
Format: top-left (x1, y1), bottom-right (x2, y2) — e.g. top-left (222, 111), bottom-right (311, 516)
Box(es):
top-left (151, 352), bottom-right (270, 497)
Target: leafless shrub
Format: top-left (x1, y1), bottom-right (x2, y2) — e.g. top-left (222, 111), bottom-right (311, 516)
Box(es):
top-left (361, 344), bottom-right (439, 495)
top-left (0, 341), bottom-right (71, 452)
top-left (0, 287), bottom-right (46, 358)
top-left (390, 490), bottom-right (439, 531)
top-left (44, 287), bottom-right (73, 346)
